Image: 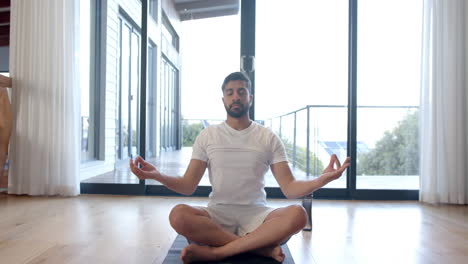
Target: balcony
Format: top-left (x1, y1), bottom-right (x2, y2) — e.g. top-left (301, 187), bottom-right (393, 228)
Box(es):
top-left (84, 105), bottom-right (419, 191)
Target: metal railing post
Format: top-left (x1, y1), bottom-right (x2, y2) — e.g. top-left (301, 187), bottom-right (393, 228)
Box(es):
top-left (303, 107), bottom-right (312, 230)
top-left (306, 106), bottom-right (310, 176)
top-left (279, 116), bottom-right (282, 139)
top-left (293, 112), bottom-right (297, 168)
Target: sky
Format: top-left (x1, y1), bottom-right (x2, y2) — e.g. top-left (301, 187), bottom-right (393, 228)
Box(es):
top-left (180, 0), bottom-right (423, 147)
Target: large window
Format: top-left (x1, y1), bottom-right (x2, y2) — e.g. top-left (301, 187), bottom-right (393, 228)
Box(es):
top-left (162, 15), bottom-right (179, 52)
top-left (80, 0), bottom-right (97, 162)
top-left (117, 17), bottom-right (141, 162)
top-left (356, 0), bottom-right (422, 190)
top-left (149, 0), bottom-right (158, 21)
top-left (159, 58), bottom-right (179, 151)
top-left (158, 15), bottom-right (181, 153)
top-left (81, 0), bottom-right (422, 199)
top-left (179, 14), bottom-right (240, 186)
top-left (147, 44), bottom-right (157, 158)
top-left (257, 0), bottom-right (349, 188)
top-left (180, 15), bottom-right (239, 121)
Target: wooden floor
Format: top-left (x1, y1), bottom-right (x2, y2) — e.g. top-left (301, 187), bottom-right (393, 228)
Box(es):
top-left (0, 194), bottom-right (467, 264)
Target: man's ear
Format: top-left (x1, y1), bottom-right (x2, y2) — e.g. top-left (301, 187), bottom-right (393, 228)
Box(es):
top-left (249, 94), bottom-right (254, 106)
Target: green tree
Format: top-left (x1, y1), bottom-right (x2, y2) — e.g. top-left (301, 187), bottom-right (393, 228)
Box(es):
top-left (357, 111), bottom-right (419, 175)
top-left (281, 138), bottom-right (324, 176)
top-left (182, 120), bottom-right (204, 147)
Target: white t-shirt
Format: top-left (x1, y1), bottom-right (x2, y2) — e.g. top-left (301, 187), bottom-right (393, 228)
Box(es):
top-left (191, 121), bottom-right (288, 206)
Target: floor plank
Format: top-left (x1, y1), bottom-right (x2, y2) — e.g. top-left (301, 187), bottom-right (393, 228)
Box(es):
top-left (0, 194), bottom-right (467, 264)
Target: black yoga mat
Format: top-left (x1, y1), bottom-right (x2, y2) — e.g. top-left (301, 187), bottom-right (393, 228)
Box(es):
top-left (162, 234), bottom-right (295, 264)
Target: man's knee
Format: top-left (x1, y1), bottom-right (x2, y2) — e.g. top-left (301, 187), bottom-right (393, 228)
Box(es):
top-left (169, 204), bottom-right (196, 233)
top-left (286, 205), bottom-right (308, 232)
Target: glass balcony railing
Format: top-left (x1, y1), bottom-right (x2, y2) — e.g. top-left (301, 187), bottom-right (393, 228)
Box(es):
top-left (182, 104), bottom-right (419, 190)
top-left (263, 105), bottom-right (419, 190)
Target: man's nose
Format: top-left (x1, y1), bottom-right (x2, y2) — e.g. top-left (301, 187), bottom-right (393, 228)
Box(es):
top-left (232, 93), bottom-right (241, 101)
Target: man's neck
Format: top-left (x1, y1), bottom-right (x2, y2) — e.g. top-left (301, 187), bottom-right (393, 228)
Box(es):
top-left (225, 115), bottom-right (252, 130)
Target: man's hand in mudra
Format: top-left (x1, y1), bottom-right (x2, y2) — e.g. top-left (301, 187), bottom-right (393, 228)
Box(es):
top-left (129, 156), bottom-right (160, 181)
top-left (320, 154), bottom-right (350, 184)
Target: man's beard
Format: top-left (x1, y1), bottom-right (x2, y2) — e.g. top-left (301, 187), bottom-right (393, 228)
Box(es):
top-left (224, 102), bottom-right (249, 118)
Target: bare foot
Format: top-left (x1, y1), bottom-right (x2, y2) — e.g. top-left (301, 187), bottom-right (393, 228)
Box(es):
top-left (180, 244), bottom-right (221, 263)
top-left (254, 245), bottom-right (285, 263)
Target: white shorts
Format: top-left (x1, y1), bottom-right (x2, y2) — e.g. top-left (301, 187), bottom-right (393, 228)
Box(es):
top-left (204, 204), bottom-right (276, 237)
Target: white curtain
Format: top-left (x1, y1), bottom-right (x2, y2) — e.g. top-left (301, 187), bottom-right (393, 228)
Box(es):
top-left (420, 0), bottom-right (468, 204)
top-left (8, 0), bottom-right (80, 196)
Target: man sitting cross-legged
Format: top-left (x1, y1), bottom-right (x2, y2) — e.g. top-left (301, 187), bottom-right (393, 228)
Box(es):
top-left (130, 71), bottom-right (350, 263)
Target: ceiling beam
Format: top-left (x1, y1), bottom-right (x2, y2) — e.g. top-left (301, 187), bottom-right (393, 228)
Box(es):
top-left (179, 7), bottom-right (238, 21)
top-left (175, 0), bottom-right (238, 12)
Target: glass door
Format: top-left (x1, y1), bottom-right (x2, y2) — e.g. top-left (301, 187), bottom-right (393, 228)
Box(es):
top-left (80, 0), bottom-right (96, 162)
top-left (159, 57), bottom-right (179, 151)
top-left (179, 13), bottom-right (240, 187)
top-left (147, 44), bottom-right (157, 158)
top-left (256, 0), bottom-right (349, 190)
top-left (356, 0), bottom-right (422, 191)
top-left (118, 18), bottom-right (140, 164)
top-left (255, 0), bottom-right (420, 199)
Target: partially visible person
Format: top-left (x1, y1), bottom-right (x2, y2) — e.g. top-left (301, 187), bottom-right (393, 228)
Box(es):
top-left (0, 74), bottom-right (12, 187)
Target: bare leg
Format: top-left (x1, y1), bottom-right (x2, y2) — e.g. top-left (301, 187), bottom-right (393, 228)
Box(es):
top-left (170, 204), bottom-right (285, 261)
top-left (181, 205), bottom-right (307, 263)
top-left (0, 153), bottom-right (6, 174)
top-left (253, 245), bottom-right (285, 262)
top-left (0, 127), bottom-right (10, 173)
top-left (0, 88), bottom-right (12, 182)
top-left (169, 204), bottom-right (239, 246)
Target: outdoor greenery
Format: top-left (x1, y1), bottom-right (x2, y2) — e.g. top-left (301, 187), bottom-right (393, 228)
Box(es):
top-left (281, 138), bottom-right (325, 176)
top-left (357, 111), bottom-right (419, 175)
top-left (182, 120), bottom-right (204, 147)
top-left (182, 121), bottom-right (325, 174)
top-left (182, 111), bottom-right (419, 177)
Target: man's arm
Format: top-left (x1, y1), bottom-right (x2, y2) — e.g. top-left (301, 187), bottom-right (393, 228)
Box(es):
top-left (130, 156), bottom-right (207, 195)
top-left (271, 154), bottom-right (350, 199)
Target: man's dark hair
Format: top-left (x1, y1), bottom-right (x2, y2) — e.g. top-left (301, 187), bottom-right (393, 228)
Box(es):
top-left (221, 72), bottom-right (252, 93)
